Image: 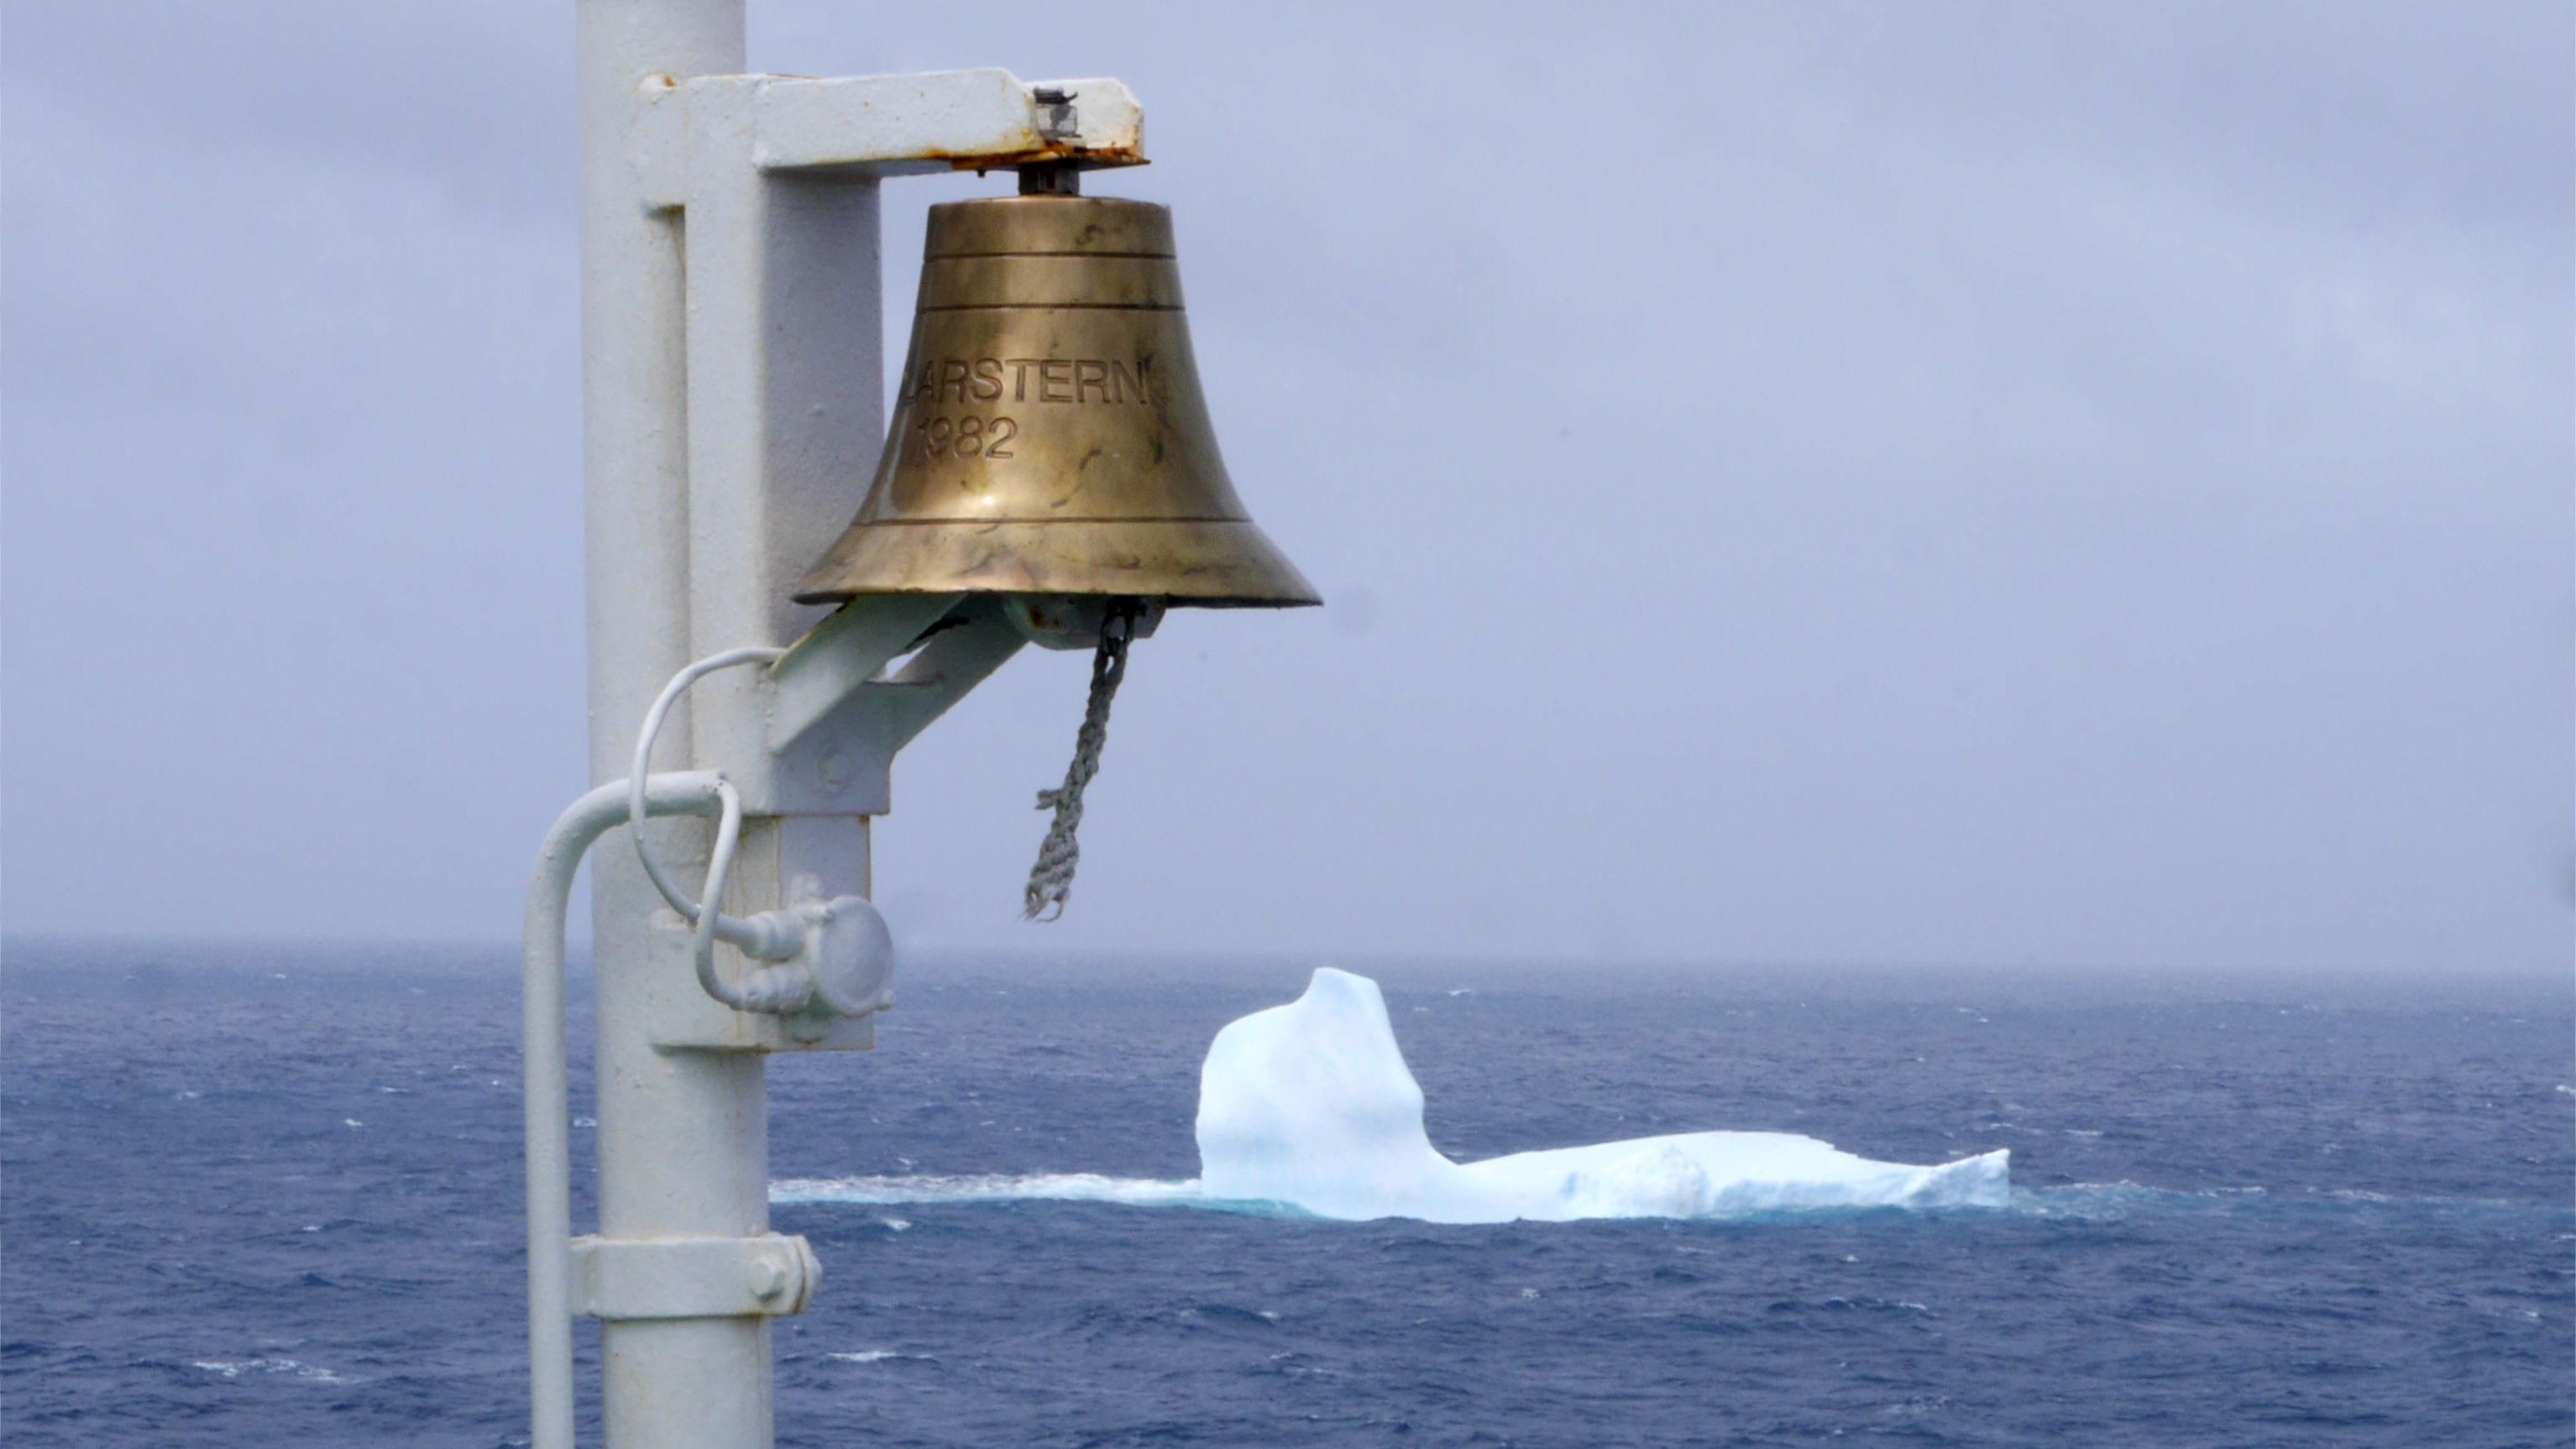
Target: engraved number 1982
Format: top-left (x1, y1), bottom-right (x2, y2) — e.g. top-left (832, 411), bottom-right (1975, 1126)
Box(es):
top-left (919, 415), bottom-right (1016, 460)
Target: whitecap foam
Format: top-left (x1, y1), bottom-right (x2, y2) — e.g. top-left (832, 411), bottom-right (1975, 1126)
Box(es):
top-left (191, 1357), bottom-right (353, 1384)
top-left (772, 1172), bottom-right (1203, 1208)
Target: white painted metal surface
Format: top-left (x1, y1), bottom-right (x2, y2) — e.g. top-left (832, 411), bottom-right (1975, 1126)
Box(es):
top-left (571, 1233), bottom-right (823, 1321)
top-left (576, 4), bottom-right (767, 1441)
top-left (563, 4), bottom-right (1151, 1446)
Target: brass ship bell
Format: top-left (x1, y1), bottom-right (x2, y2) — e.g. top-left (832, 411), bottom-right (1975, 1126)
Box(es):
top-left (793, 178), bottom-right (1318, 615)
top-left (793, 170), bottom-right (1316, 918)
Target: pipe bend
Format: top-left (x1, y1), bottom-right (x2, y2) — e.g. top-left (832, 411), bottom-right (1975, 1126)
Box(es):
top-left (521, 771), bottom-right (725, 1449)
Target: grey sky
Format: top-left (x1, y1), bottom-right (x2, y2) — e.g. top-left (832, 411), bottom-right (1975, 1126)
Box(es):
top-left (3, 3), bottom-right (2568, 973)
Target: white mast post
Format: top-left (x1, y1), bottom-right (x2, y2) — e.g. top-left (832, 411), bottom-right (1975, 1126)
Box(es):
top-left (575, 4), bottom-right (772, 1448)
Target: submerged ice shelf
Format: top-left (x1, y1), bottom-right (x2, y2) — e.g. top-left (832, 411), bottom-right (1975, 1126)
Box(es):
top-left (775, 969), bottom-right (2007, 1223)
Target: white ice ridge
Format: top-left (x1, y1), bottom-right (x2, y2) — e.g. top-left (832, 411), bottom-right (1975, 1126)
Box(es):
top-left (1193, 969), bottom-right (2008, 1223)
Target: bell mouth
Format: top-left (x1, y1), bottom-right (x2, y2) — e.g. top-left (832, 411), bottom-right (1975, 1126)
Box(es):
top-left (791, 517), bottom-right (1320, 609)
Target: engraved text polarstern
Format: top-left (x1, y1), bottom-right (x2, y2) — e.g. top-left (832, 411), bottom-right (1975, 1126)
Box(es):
top-left (904, 356), bottom-right (1154, 407)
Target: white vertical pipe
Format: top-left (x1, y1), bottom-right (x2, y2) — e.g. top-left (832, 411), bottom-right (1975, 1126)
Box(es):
top-left (574, 5), bottom-right (768, 1449)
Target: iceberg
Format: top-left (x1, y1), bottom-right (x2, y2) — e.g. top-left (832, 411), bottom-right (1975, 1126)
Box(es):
top-left (776, 967), bottom-right (2008, 1224)
top-left (1194, 968), bottom-right (2007, 1223)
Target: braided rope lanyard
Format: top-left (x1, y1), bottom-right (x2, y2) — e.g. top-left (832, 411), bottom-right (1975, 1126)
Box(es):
top-left (1023, 604), bottom-right (1139, 920)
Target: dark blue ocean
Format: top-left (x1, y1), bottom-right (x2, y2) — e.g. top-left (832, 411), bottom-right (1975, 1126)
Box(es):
top-left (4, 942), bottom-right (2570, 1446)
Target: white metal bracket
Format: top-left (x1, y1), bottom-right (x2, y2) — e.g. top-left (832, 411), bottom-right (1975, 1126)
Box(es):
top-left (748, 596), bottom-right (1029, 816)
top-left (569, 1232), bottom-right (822, 1321)
top-left (632, 68), bottom-right (1144, 209)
